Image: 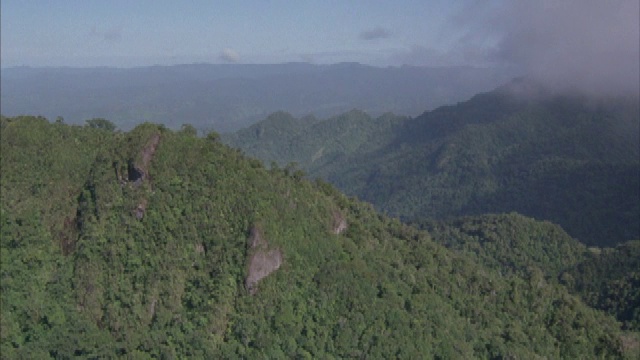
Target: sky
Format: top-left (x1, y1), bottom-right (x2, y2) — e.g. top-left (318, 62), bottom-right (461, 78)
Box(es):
top-left (1, 0), bottom-right (474, 67)
top-left (1, 0), bottom-right (639, 94)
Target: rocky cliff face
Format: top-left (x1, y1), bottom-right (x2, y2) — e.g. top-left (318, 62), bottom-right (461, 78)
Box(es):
top-left (245, 225), bottom-right (282, 295)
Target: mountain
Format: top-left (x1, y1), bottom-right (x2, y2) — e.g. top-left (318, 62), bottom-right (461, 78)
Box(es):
top-left (0, 63), bottom-right (515, 133)
top-left (224, 79), bottom-right (640, 247)
top-left (562, 240), bottom-right (640, 331)
top-left (2, 115), bottom-right (638, 358)
top-left (419, 214), bottom-right (640, 330)
top-left (224, 109), bottom-right (406, 169)
top-left (418, 213), bottom-right (589, 280)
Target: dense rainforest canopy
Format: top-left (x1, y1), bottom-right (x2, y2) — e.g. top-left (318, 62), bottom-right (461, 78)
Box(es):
top-left (224, 79), bottom-right (640, 247)
top-left (1, 115), bottom-right (638, 358)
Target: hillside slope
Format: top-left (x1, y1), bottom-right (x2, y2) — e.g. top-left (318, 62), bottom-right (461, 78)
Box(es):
top-left (224, 110), bottom-right (405, 169)
top-left (2, 116), bottom-right (638, 358)
top-left (225, 79), bottom-right (640, 246)
top-left (418, 213), bottom-right (640, 330)
top-left (562, 240), bottom-right (640, 331)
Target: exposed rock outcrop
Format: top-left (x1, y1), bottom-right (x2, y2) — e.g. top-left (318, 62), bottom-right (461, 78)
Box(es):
top-left (130, 132), bottom-right (161, 219)
top-left (140, 133), bottom-right (161, 170)
top-left (134, 199), bottom-right (148, 220)
top-left (332, 210), bottom-right (348, 235)
top-left (245, 225), bottom-right (282, 295)
top-left (130, 133), bottom-right (161, 187)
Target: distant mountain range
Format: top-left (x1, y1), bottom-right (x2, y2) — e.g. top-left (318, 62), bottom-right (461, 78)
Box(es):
top-left (0, 63), bottom-right (515, 132)
top-left (224, 79), bottom-right (640, 247)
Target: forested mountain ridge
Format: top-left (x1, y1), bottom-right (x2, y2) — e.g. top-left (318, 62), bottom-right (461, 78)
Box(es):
top-left (224, 109), bottom-right (406, 170)
top-left (562, 240), bottom-right (640, 331)
top-left (0, 63), bottom-right (514, 133)
top-left (2, 115), bottom-right (638, 358)
top-left (224, 79), bottom-right (640, 247)
top-left (418, 213), bottom-right (640, 330)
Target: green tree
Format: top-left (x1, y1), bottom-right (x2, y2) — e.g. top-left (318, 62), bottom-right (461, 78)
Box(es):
top-left (85, 118), bottom-right (116, 131)
top-left (206, 131), bottom-right (221, 142)
top-left (180, 124), bottom-right (198, 137)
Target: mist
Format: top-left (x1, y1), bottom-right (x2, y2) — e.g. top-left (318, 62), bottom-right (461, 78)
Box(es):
top-left (458, 0), bottom-right (639, 96)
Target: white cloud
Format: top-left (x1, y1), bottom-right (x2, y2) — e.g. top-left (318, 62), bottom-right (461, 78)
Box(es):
top-left (219, 48), bottom-right (240, 63)
top-left (454, 0), bottom-right (640, 95)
